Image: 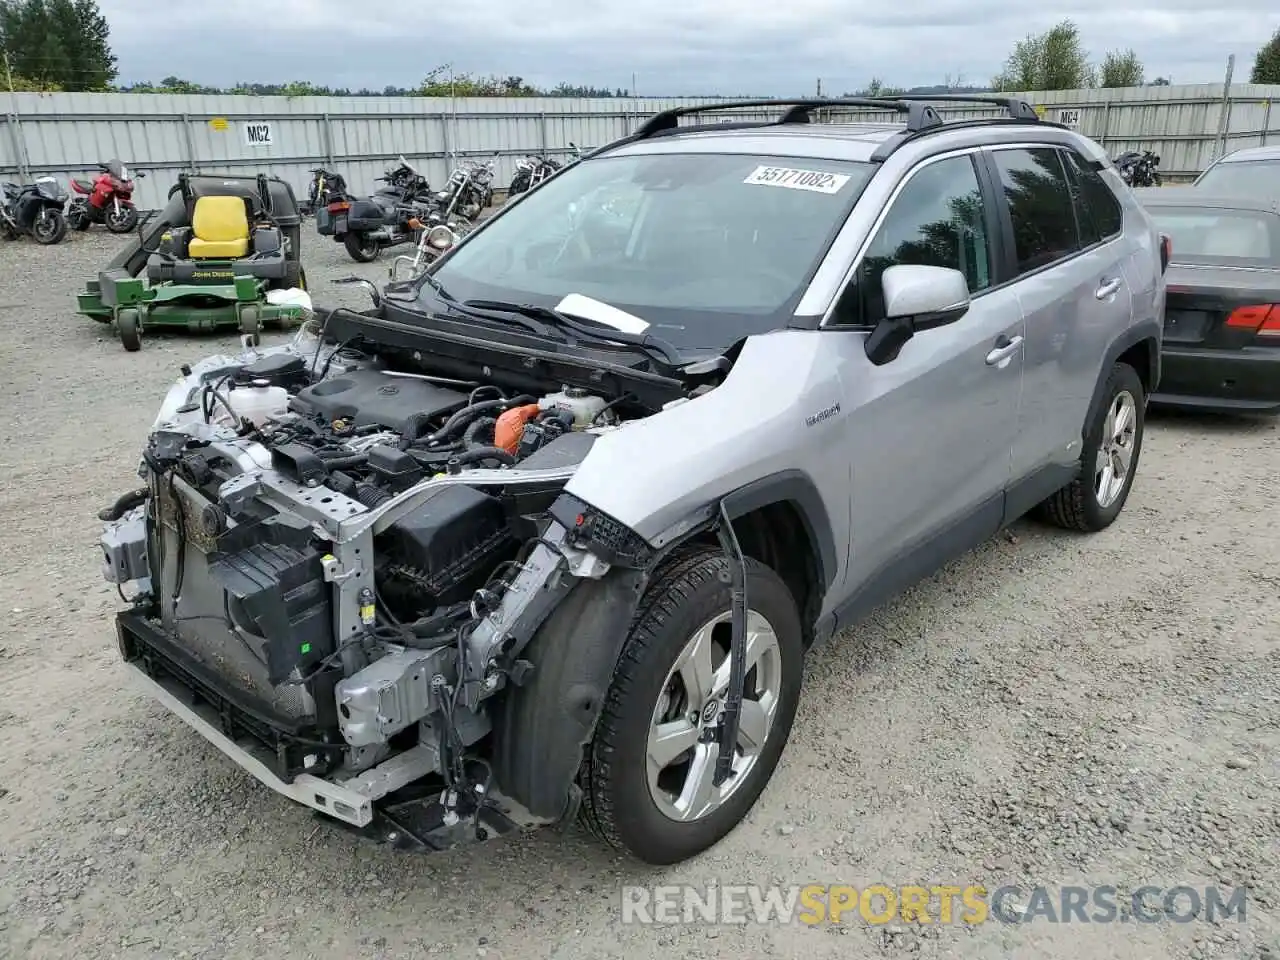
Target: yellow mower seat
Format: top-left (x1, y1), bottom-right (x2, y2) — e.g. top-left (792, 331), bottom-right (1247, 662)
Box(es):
top-left (188, 195), bottom-right (250, 258)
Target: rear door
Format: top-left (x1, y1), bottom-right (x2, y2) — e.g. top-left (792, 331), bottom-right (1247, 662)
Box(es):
top-left (985, 145), bottom-right (1133, 495)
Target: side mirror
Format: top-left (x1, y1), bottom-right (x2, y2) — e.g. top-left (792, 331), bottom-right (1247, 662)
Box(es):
top-left (863, 264), bottom-right (970, 366)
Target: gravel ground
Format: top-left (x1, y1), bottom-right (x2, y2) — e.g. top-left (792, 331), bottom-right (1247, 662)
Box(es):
top-left (0, 224), bottom-right (1277, 960)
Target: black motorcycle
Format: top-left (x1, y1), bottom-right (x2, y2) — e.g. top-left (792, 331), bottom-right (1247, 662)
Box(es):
top-left (433, 155), bottom-right (497, 222)
top-left (1, 175), bottom-right (69, 244)
top-left (318, 156), bottom-right (434, 262)
top-left (303, 167), bottom-right (350, 216)
top-left (1114, 150), bottom-right (1162, 187)
top-left (508, 143), bottom-right (582, 197)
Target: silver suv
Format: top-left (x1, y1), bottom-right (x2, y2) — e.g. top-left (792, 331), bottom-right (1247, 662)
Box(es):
top-left (101, 95), bottom-right (1165, 868)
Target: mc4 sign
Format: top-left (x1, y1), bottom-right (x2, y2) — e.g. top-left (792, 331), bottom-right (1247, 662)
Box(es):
top-left (243, 121), bottom-right (273, 147)
top-left (1057, 109), bottom-right (1081, 129)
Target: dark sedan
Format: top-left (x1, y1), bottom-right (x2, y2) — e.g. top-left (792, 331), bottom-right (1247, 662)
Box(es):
top-left (1133, 188), bottom-right (1280, 414)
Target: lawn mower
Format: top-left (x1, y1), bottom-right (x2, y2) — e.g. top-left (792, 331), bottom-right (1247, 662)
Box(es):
top-left (76, 172), bottom-right (311, 352)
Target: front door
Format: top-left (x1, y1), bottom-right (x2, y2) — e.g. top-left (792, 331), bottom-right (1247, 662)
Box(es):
top-left (825, 151), bottom-right (1026, 617)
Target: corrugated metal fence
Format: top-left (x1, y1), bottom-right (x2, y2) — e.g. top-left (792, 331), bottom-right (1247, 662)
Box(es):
top-left (2, 83), bottom-right (1278, 209)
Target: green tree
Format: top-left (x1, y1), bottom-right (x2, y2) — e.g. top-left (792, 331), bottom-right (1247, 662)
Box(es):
top-left (0, 0), bottom-right (115, 90)
top-left (1099, 49), bottom-right (1144, 87)
top-left (1252, 27), bottom-right (1280, 84)
top-left (992, 19), bottom-right (1095, 91)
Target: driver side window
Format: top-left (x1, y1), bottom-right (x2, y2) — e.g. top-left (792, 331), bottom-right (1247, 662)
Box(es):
top-left (833, 155), bottom-right (993, 326)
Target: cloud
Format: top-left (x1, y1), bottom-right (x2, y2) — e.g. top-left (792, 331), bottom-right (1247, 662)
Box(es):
top-left (99, 0), bottom-right (1273, 94)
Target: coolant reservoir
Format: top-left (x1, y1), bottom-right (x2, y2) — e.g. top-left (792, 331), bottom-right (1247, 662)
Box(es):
top-left (539, 386), bottom-right (606, 428)
top-left (215, 379), bottom-right (290, 429)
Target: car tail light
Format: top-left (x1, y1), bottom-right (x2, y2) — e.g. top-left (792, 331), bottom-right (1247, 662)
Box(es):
top-left (1158, 234), bottom-right (1172, 273)
top-left (1225, 304), bottom-right (1280, 338)
top-left (327, 200), bottom-right (350, 213)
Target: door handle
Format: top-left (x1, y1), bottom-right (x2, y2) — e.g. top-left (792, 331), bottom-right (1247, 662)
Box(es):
top-left (1095, 277), bottom-right (1122, 300)
top-left (985, 334), bottom-right (1024, 366)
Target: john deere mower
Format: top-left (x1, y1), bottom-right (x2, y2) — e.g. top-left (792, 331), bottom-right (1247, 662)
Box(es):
top-left (77, 172), bottom-right (310, 351)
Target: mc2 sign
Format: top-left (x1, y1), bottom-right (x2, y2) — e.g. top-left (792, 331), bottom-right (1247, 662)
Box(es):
top-left (243, 121), bottom-right (273, 147)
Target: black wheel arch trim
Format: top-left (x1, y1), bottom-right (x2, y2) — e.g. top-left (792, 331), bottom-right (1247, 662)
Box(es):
top-left (1087, 319), bottom-right (1161, 428)
top-left (717, 469), bottom-right (838, 591)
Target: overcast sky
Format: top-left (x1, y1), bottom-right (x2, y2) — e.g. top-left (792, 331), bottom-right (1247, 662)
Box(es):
top-left (99, 1), bottom-right (1273, 94)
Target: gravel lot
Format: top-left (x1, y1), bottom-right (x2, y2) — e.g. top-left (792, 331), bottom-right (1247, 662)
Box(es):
top-left (0, 223), bottom-right (1277, 960)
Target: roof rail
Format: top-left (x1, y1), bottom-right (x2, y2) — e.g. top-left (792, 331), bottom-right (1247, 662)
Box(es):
top-left (863, 93), bottom-right (1047, 162)
top-left (583, 94), bottom-right (1048, 164)
top-left (619, 97), bottom-right (944, 141)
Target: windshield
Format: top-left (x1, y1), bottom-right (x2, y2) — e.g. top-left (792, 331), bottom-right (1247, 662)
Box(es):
top-left (424, 151), bottom-right (875, 351)
top-left (105, 159), bottom-right (126, 179)
top-left (1148, 206), bottom-right (1280, 267)
top-left (1194, 159), bottom-right (1280, 197)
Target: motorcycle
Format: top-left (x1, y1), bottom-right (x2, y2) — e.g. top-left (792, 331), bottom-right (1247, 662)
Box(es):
top-left (389, 210), bottom-right (474, 282)
top-left (304, 166), bottom-right (350, 216)
top-left (319, 155), bottom-right (435, 263)
top-left (433, 154), bottom-right (497, 222)
top-left (67, 160), bottom-right (145, 233)
top-left (508, 142), bottom-right (584, 197)
top-left (1114, 150), bottom-right (1161, 187)
top-left (1, 175), bottom-right (69, 244)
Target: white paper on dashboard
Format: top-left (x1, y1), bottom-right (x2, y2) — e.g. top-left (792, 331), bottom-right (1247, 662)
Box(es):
top-left (555, 293), bottom-right (650, 334)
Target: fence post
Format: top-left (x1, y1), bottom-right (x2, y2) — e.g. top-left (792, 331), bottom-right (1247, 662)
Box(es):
top-left (322, 112), bottom-right (334, 167)
top-left (1098, 100), bottom-right (1112, 147)
top-left (3, 113), bottom-right (28, 180)
top-left (439, 111), bottom-right (451, 178)
top-left (1262, 99), bottom-right (1273, 146)
top-left (180, 113), bottom-right (197, 172)
top-left (539, 111), bottom-right (548, 156)
top-left (1210, 54), bottom-right (1235, 163)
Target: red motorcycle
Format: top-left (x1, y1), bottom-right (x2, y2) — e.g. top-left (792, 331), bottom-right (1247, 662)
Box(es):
top-left (68, 159), bottom-right (145, 233)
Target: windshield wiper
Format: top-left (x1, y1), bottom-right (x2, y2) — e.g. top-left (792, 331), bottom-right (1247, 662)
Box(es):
top-left (462, 299), bottom-right (683, 367)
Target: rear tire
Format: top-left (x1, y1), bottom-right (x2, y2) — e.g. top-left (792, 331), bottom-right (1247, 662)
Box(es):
top-left (1036, 361), bottom-right (1145, 532)
top-left (69, 206), bottom-right (91, 231)
top-left (344, 232), bottom-right (379, 262)
top-left (581, 548), bottom-right (804, 865)
top-left (117, 309), bottom-right (142, 352)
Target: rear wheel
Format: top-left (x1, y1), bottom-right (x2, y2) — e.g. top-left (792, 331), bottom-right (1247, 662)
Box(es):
top-left (1037, 361), bottom-right (1145, 532)
top-left (69, 205), bottom-right (91, 231)
top-left (344, 231), bottom-right (379, 262)
top-left (117, 308), bottom-right (141, 352)
top-left (581, 548), bottom-right (803, 865)
top-left (105, 204), bottom-right (138, 233)
top-left (32, 209), bottom-right (67, 245)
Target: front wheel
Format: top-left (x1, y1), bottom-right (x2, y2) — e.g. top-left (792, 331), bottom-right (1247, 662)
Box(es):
top-left (105, 204), bottom-right (138, 233)
top-left (117, 308), bottom-right (142, 352)
top-left (1036, 361), bottom-right (1145, 532)
top-left (69, 204), bottom-right (91, 231)
top-left (344, 231), bottom-right (380, 262)
top-left (581, 548), bottom-right (804, 865)
top-left (31, 208), bottom-right (67, 245)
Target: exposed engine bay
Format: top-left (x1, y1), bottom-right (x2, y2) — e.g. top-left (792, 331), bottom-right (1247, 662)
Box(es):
top-left (101, 311), bottom-right (729, 848)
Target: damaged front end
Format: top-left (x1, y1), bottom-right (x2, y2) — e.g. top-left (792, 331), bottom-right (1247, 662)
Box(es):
top-left (100, 324), bottom-right (700, 851)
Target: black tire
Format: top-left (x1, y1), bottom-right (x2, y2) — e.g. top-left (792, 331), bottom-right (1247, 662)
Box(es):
top-left (581, 548), bottom-right (804, 865)
top-left (509, 172), bottom-right (530, 196)
top-left (117, 309), bottom-right (141, 352)
top-left (69, 206), bottom-right (91, 231)
top-left (105, 204), bottom-right (138, 233)
top-left (32, 209), bottom-right (67, 245)
top-left (239, 305), bottom-right (262, 344)
top-left (344, 231), bottom-right (379, 262)
top-left (1036, 361), bottom-right (1145, 532)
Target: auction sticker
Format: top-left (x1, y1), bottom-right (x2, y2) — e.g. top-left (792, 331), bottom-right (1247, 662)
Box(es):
top-left (743, 165), bottom-right (851, 194)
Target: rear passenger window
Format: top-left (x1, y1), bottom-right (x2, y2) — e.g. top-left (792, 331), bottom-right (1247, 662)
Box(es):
top-left (991, 148), bottom-right (1080, 274)
top-left (1063, 149), bottom-right (1124, 242)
